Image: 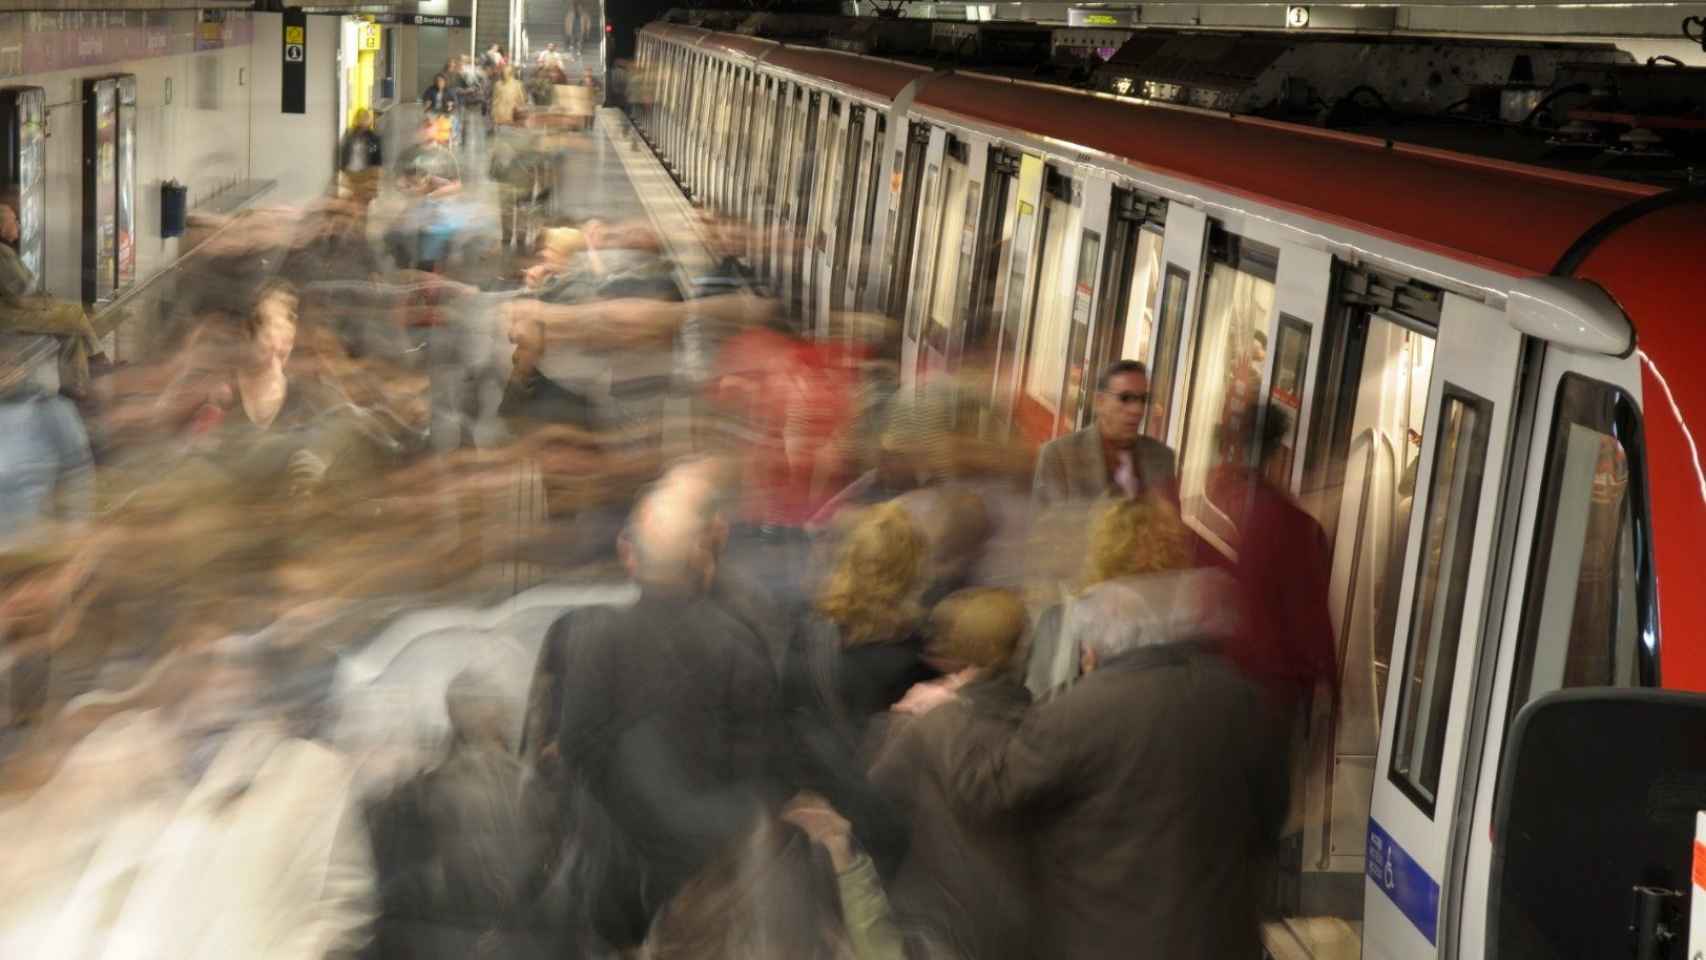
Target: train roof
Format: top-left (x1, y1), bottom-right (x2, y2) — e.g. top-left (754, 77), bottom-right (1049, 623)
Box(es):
top-left (762, 47), bottom-right (929, 100)
top-left (911, 72), bottom-right (1661, 279)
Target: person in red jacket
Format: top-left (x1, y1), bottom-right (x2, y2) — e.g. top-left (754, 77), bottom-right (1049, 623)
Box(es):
top-left (1223, 404), bottom-right (1338, 718)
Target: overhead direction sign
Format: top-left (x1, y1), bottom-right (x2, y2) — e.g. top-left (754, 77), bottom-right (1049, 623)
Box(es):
top-left (282, 9), bottom-right (306, 113)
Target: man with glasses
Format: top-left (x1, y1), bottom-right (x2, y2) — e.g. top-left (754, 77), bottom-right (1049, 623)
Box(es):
top-left (1033, 359), bottom-right (1176, 507)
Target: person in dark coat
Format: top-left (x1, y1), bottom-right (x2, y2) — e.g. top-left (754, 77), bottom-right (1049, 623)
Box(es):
top-left (364, 668), bottom-right (557, 959)
top-left (781, 502), bottom-right (936, 879)
top-left (869, 587), bottom-right (1034, 960)
top-left (902, 503), bottom-right (1288, 960)
top-left (522, 463), bottom-right (782, 952)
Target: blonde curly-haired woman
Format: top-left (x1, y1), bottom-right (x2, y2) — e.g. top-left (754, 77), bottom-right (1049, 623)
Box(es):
top-left (783, 502), bottom-right (937, 878)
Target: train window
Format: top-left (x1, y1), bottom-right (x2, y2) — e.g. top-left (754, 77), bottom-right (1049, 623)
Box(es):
top-left (1144, 266), bottom-right (1188, 442)
top-left (886, 128), bottom-right (931, 321)
top-left (1260, 315), bottom-right (1311, 487)
top-left (924, 158), bottom-right (971, 352)
top-left (830, 110), bottom-right (865, 316)
top-left (1178, 234), bottom-right (1279, 553)
top-left (1059, 230), bottom-right (1103, 432)
top-left (1391, 387), bottom-right (1493, 815)
top-left (1020, 193), bottom-right (1084, 427)
top-left (1507, 375), bottom-right (1655, 718)
top-left (853, 117), bottom-right (886, 312)
top-left (1078, 222), bottom-right (1163, 431)
top-left (907, 163), bottom-right (942, 345)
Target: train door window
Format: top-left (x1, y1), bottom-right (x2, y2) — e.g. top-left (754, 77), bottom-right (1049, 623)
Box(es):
top-left (906, 161), bottom-right (943, 348)
top-left (1178, 232), bottom-right (1279, 553)
top-left (1076, 210), bottom-right (1162, 430)
top-left (1391, 388), bottom-right (1493, 812)
top-left (1143, 266), bottom-right (1190, 442)
top-left (790, 96), bottom-right (821, 318)
top-left (853, 116), bottom-right (886, 312)
top-left (1058, 230), bottom-right (1103, 433)
top-left (830, 108), bottom-right (865, 316)
top-left (1507, 375), bottom-right (1653, 717)
top-left (963, 152), bottom-right (1015, 361)
top-left (886, 126), bottom-right (931, 321)
top-left (924, 142), bottom-right (972, 354)
top-left (1018, 180), bottom-right (1084, 438)
top-left (1260, 316), bottom-right (1312, 488)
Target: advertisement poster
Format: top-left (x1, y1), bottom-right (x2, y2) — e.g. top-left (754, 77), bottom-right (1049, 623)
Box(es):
top-left (0, 86), bottom-right (45, 292)
top-left (116, 74), bottom-right (136, 292)
top-left (82, 76), bottom-right (117, 304)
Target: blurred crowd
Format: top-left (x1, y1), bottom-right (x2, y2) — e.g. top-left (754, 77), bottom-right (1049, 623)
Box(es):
top-left (0, 41), bottom-right (1338, 960)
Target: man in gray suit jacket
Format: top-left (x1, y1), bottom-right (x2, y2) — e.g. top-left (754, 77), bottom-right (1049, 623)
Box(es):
top-left (1032, 359), bottom-right (1176, 506)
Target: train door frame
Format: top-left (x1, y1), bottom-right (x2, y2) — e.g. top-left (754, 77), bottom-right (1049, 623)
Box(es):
top-left (814, 98), bottom-right (860, 334)
top-left (1364, 292), bottom-right (1523, 960)
top-left (752, 76), bottom-right (780, 276)
top-left (1052, 174), bottom-right (1115, 439)
top-left (768, 82), bottom-right (802, 291)
top-left (804, 95), bottom-right (845, 338)
top-left (899, 125), bottom-right (948, 387)
top-left (987, 152), bottom-right (1046, 437)
top-left (1141, 200), bottom-right (1209, 451)
top-left (831, 104), bottom-right (872, 320)
top-left (918, 131), bottom-right (991, 386)
top-left (849, 112), bottom-right (887, 314)
top-left (786, 89), bottom-right (823, 323)
top-left (1448, 342), bottom-right (1654, 957)
top-left (1008, 165), bottom-right (1087, 444)
top-left (959, 146), bottom-right (1019, 408)
top-left (1258, 242), bottom-right (1336, 493)
top-left (883, 121), bottom-right (932, 344)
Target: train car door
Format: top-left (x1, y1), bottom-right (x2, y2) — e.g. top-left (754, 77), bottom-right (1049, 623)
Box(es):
top-left (787, 91), bottom-right (823, 324)
top-left (1009, 167), bottom-right (1086, 444)
top-left (752, 77), bottom-right (780, 275)
top-left (807, 97), bottom-right (849, 338)
top-left (988, 153), bottom-right (1046, 435)
top-left (1072, 188), bottom-right (1164, 432)
top-left (769, 84), bottom-right (803, 292)
top-left (899, 126), bottom-right (947, 388)
top-left (916, 132), bottom-right (989, 385)
top-left (828, 105), bottom-right (871, 320)
top-left (1448, 337), bottom-right (1651, 957)
top-left (848, 113), bottom-right (886, 314)
top-left (1146, 202), bottom-right (1209, 449)
top-left (1053, 175), bottom-right (1114, 437)
top-left (1364, 293), bottom-right (1522, 960)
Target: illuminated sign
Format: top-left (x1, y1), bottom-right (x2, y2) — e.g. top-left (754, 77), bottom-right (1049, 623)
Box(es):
top-left (357, 22), bottom-right (381, 50)
top-left (1286, 5), bottom-right (1311, 28)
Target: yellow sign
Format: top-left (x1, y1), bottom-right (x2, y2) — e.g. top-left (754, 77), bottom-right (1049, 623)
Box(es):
top-left (285, 25), bottom-right (305, 44)
top-left (1082, 14), bottom-right (1120, 25)
top-left (358, 23), bottom-right (382, 51)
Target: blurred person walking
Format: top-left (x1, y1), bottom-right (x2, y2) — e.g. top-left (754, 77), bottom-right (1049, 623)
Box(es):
top-left (338, 109), bottom-right (384, 209)
top-left (365, 667), bottom-right (557, 959)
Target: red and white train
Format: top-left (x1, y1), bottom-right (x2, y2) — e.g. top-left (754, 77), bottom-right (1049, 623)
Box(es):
top-left (633, 21), bottom-right (1706, 960)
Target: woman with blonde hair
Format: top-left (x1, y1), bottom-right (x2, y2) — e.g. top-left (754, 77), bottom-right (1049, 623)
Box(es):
top-left (1026, 495), bottom-right (1212, 696)
top-left (784, 502), bottom-right (936, 878)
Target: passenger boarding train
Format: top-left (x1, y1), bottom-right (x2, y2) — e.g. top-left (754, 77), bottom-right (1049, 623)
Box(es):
top-left (632, 21), bottom-right (1706, 960)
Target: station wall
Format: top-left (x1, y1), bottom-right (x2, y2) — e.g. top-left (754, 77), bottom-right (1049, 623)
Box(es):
top-left (0, 11), bottom-right (337, 304)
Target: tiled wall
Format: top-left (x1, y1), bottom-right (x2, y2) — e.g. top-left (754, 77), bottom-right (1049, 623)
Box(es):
top-left (4, 11), bottom-right (337, 302)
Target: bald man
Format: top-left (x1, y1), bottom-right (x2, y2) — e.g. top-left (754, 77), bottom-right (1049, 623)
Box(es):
top-left (521, 463), bottom-right (781, 949)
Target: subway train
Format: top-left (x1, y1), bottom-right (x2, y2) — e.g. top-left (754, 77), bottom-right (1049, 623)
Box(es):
top-left (631, 21), bottom-right (1706, 960)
